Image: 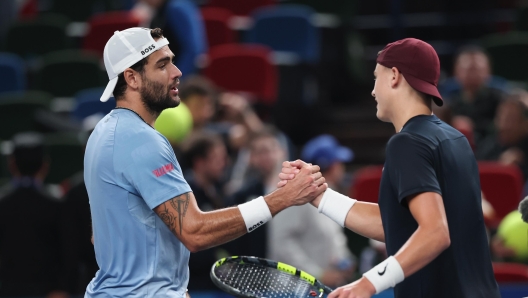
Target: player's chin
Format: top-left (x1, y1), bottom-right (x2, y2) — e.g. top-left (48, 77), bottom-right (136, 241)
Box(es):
top-left (376, 110), bottom-right (390, 123)
top-left (169, 94), bottom-right (181, 107)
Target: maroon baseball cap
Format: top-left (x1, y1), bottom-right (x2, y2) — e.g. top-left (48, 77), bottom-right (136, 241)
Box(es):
top-left (376, 38), bottom-right (443, 106)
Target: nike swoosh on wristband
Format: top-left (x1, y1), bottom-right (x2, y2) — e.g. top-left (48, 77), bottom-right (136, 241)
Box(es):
top-left (378, 263), bottom-right (388, 276)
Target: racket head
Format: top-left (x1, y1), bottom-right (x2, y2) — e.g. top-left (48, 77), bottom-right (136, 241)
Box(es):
top-left (210, 256), bottom-right (333, 298)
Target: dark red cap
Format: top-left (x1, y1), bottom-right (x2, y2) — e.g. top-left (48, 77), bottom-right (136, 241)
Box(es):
top-left (376, 38), bottom-right (443, 106)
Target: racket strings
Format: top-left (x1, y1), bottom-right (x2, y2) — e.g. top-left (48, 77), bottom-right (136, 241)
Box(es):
top-left (215, 262), bottom-right (317, 297)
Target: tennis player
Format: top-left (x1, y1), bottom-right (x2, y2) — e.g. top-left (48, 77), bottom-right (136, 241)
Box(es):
top-left (280, 38), bottom-right (500, 298)
top-left (84, 27), bottom-right (327, 298)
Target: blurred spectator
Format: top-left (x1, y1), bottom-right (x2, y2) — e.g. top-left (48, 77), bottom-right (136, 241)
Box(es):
top-left (178, 75), bottom-right (268, 191)
top-left (60, 119), bottom-right (100, 295)
top-left (178, 75), bottom-right (217, 130)
top-left (438, 46), bottom-right (505, 146)
top-left (181, 131), bottom-right (231, 290)
top-left (0, 132), bottom-right (68, 298)
top-left (301, 134), bottom-right (353, 192)
top-left (229, 127), bottom-right (284, 260)
top-left (476, 93), bottom-right (528, 179)
top-left (61, 173), bottom-right (99, 295)
top-left (134, 0), bottom-right (181, 63)
top-left (268, 134), bottom-right (356, 288)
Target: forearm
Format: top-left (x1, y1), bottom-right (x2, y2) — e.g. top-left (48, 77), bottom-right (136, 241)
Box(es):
top-left (344, 202), bottom-right (385, 242)
top-left (185, 207), bottom-right (247, 252)
top-left (394, 225), bottom-right (450, 277)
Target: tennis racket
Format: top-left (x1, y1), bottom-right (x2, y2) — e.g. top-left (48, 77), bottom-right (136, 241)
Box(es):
top-left (210, 256), bottom-right (333, 298)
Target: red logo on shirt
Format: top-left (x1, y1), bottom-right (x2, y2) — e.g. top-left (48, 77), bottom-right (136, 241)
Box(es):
top-left (153, 163), bottom-right (174, 177)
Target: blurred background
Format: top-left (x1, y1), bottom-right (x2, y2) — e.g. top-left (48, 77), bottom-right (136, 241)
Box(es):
top-left (1, 0), bottom-right (528, 297)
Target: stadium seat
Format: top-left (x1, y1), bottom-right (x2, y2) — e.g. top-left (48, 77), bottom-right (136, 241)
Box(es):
top-left (479, 161), bottom-right (524, 227)
top-left (5, 14), bottom-right (72, 58)
top-left (201, 7), bottom-right (237, 48)
top-left (349, 165), bottom-right (384, 203)
top-left (82, 11), bottom-right (141, 56)
top-left (282, 0), bottom-right (358, 19)
top-left (0, 94), bottom-right (51, 140)
top-left (49, 0), bottom-right (112, 22)
top-left (204, 44), bottom-right (277, 105)
top-left (37, 50), bottom-right (105, 97)
top-left (0, 53), bottom-right (26, 94)
top-left (206, 0), bottom-right (275, 16)
top-left (72, 88), bottom-right (115, 121)
top-left (482, 32), bottom-right (528, 82)
top-left (165, 0), bottom-right (208, 76)
top-left (247, 5), bottom-right (320, 63)
top-left (44, 132), bottom-right (85, 184)
top-left (493, 262), bottom-right (528, 283)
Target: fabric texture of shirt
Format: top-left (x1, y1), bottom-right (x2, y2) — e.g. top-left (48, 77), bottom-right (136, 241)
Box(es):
top-left (379, 114), bottom-right (500, 298)
top-left (84, 109), bottom-right (192, 298)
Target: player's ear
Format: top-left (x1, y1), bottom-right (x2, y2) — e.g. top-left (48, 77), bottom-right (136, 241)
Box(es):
top-left (390, 67), bottom-right (402, 88)
top-left (123, 68), bottom-right (140, 90)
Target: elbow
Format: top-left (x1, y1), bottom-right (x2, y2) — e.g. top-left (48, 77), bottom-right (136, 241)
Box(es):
top-left (437, 225), bottom-right (451, 251)
top-left (182, 231), bottom-right (209, 253)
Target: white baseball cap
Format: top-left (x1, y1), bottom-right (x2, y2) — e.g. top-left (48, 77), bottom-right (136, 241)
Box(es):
top-left (100, 27), bottom-right (170, 102)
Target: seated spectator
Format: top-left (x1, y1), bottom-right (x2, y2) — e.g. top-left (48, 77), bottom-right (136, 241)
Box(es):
top-left (476, 93), bottom-right (528, 179)
top-left (437, 46), bottom-right (505, 146)
top-left (181, 131), bottom-right (231, 290)
top-left (0, 132), bottom-right (68, 298)
top-left (178, 75), bottom-right (217, 131)
top-left (268, 134), bottom-right (356, 288)
top-left (228, 127), bottom-right (285, 260)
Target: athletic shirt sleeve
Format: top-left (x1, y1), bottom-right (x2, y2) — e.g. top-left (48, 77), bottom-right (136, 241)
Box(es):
top-left (121, 134), bottom-right (192, 210)
top-left (385, 132), bottom-right (442, 204)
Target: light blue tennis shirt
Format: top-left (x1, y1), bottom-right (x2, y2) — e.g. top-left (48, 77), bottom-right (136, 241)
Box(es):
top-left (84, 109), bottom-right (192, 298)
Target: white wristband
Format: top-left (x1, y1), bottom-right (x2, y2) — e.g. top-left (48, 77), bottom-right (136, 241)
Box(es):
top-left (318, 188), bottom-right (356, 227)
top-left (363, 256), bottom-right (405, 294)
top-left (238, 196), bottom-right (272, 233)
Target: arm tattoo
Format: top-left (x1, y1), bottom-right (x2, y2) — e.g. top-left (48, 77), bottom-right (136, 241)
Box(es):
top-left (158, 203), bottom-right (177, 235)
top-left (170, 193), bottom-right (190, 235)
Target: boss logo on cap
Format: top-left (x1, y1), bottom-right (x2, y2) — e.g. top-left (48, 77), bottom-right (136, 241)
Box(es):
top-left (141, 44), bottom-right (156, 55)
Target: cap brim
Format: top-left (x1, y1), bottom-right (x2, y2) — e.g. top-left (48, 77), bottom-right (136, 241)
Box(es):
top-left (100, 77), bottom-right (118, 102)
top-left (403, 73), bottom-right (443, 106)
top-left (335, 146), bottom-right (354, 162)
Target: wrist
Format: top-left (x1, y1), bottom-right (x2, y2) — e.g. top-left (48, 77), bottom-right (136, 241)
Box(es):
top-left (318, 188), bottom-right (356, 227)
top-left (360, 277), bottom-right (377, 296)
top-left (238, 196), bottom-right (272, 233)
top-left (263, 191), bottom-right (288, 216)
top-left (362, 256), bottom-right (404, 294)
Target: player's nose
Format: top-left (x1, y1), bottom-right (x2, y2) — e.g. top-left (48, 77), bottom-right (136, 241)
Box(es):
top-left (170, 64), bottom-right (182, 79)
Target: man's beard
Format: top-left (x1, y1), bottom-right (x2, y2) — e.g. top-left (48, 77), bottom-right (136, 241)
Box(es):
top-left (140, 75), bottom-right (180, 115)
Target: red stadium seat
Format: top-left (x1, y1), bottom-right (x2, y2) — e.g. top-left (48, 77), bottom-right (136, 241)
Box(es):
top-left (201, 7), bottom-right (237, 48)
top-left (206, 0), bottom-right (275, 16)
top-left (204, 44), bottom-right (277, 105)
top-left (493, 262), bottom-right (528, 283)
top-left (479, 161), bottom-right (524, 227)
top-left (349, 165), bottom-right (384, 203)
top-left (82, 11), bottom-right (141, 56)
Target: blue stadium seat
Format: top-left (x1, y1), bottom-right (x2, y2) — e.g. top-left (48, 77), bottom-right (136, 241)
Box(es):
top-left (72, 88), bottom-right (115, 121)
top-left (166, 0), bottom-right (208, 76)
top-left (246, 5), bottom-right (320, 64)
top-left (0, 52), bottom-right (26, 94)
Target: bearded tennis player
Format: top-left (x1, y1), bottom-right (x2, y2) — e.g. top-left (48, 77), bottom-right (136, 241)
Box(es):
top-left (280, 38), bottom-right (500, 298)
top-left (83, 27), bottom-right (327, 298)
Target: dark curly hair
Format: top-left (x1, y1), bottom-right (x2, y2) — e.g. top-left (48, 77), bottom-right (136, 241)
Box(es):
top-left (113, 28), bottom-right (165, 100)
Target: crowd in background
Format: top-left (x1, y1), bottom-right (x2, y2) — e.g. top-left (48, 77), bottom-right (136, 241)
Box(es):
top-left (1, 0), bottom-right (528, 297)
